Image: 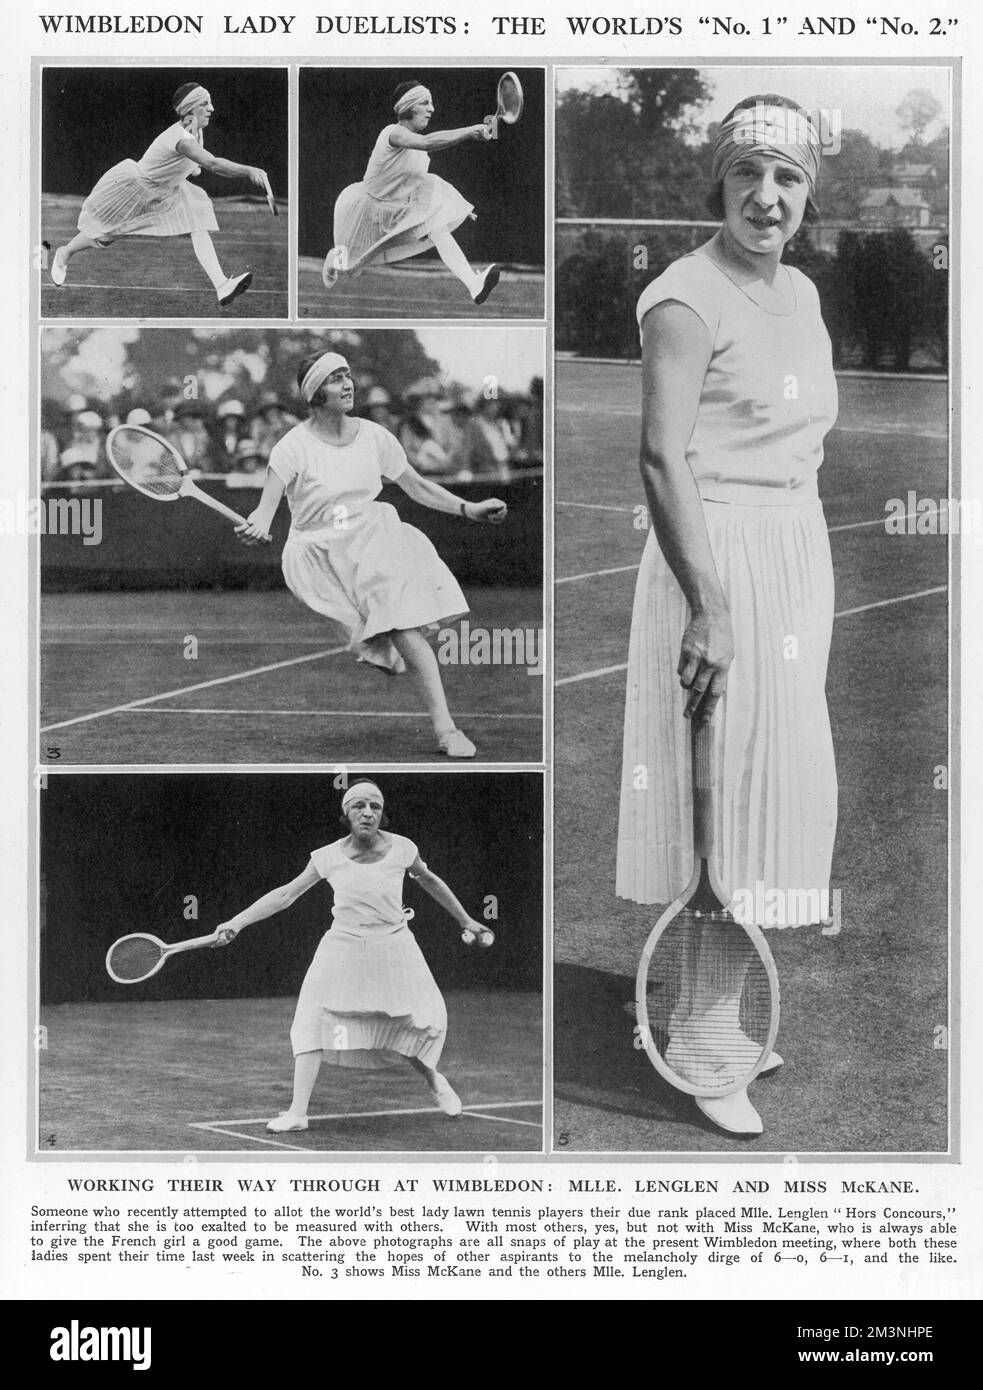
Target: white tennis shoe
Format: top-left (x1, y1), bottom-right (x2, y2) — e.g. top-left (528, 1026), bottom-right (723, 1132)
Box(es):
top-left (472, 264), bottom-right (501, 305)
top-left (437, 728), bottom-right (476, 758)
top-left (695, 1090), bottom-right (763, 1136)
top-left (266, 1111), bottom-right (308, 1132)
top-left (430, 1074), bottom-right (463, 1117)
top-left (50, 248), bottom-right (68, 287)
top-left (217, 271), bottom-right (252, 306)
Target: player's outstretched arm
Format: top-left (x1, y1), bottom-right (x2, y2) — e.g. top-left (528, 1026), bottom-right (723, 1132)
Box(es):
top-left (408, 855), bottom-right (489, 939)
top-left (389, 124), bottom-right (491, 153)
top-left (175, 138), bottom-right (268, 188)
top-left (394, 464), bottom-right (507, 523)
top-left (214, 863), bottom-right (321, 944)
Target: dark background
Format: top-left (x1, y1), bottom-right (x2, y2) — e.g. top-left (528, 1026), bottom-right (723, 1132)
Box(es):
top-left (40, 772), bottom-right (543, 1003)
top-left (41, 67), bottom-right (289, 195)
top-left (298, 67), bottom-right (544, 264)
top-left (40, 476), bottom-right (542, 590)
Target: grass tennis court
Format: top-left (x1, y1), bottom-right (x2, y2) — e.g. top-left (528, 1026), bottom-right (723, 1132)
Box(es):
top-left (38, 992), bottom-right (542, 1153)
top-left (40, 588), bottom-right (543, 765)
top-left (298, 256), bottom-right (544, 320)
top-left (554, 361), bottom-right (950, 1154)
top-left (40, 194), bottom-right (288, 319)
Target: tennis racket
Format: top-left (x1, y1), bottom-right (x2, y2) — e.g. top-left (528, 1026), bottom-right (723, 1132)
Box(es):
top-left (105, 930), bottom-right (221, 984)
top-left (106, 424), bottom-right (261, 532)
top-left (484, 71), bottom-right (524, 140)
top-left (635, 718), bottom-right (780, 1098)
top-left (261, 171), bottom-right (279, 217)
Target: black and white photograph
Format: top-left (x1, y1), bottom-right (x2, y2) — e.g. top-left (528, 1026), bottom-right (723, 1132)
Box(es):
top-left (553, 65), bottom-right (952, 1153)
top-left (39, 325), bottom-right (544, 765)
top-left (297, 67), bottom-right (545, 319)
top-left (38, 771), bottom-right (544, 1153)
top-left (40, 67), bottom-right (288, 319)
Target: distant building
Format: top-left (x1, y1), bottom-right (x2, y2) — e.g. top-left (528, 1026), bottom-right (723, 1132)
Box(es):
top-left (859, 186), bottom-right (932, 229)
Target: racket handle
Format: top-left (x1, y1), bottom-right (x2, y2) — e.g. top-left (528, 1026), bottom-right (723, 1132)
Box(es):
top-left (164, 931), bottom-right (221, 956)
top-left (186, 482), bottom-right (252, 527)
top-left (691, 717), bottom-right (714, 858)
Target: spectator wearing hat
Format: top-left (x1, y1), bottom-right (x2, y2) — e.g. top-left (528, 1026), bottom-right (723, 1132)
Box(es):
top-left (59, 409), bottom-right (107, 481)
top-left (398, 377), bottom-right (456, 476)
top-left (217, 398), bottom-right (249, 458)
top-left (466, 394), bottom-right (514, 482)
top-left (173, 401), bottom-right (218, 474)
top-left (251, 398), bottom-right (297, 461)
top-left (360, 385), bottom-right (399, 438)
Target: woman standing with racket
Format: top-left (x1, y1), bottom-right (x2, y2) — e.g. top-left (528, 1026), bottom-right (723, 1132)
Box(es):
top-left (213, 781), bottom-right (493, 1132)
top-left (235, 348), bottom-right (508, 759)
top-left (620, 96), bottom-right (838, 1135)
top-left (49, 81), bottom-right (269, 307)
top-left (321, 80), bottom-right (502, 304)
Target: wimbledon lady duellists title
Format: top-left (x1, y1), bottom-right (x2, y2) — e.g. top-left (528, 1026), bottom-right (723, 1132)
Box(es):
top-left (37, 14), bottom-right (462, 35)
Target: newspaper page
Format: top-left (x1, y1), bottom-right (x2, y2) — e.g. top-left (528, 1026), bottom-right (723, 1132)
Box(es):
top-left (2, 0), bottom-right (980, 1353)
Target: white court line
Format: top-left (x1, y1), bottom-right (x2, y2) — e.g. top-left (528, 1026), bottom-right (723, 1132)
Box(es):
top-left (556, 586), bottom-right (947, 688)
top-left (556, 513), bottom-right (922, 586)
top-left (835, 586), bottom-right (946, 618)
top-left (557, 563), bottom-right (640, 586)
top-left (189, 1099), bottom-right (542, 1127)
top-left (190, 1125), bottom-right (311, 1153)
top-left (559, 502), bottom-right (921, 532)
top-left (124, 708), bottom-right (540, 720)
top-left (559, 401), bottom-right (946, 438)
top-left (557, 501), bottom-right (635, 514)
top-left (465, 1111), bottom-right (542, 1129)
top-left (40, 645), bottom-right (347, 732)
top-left (48, 284), bottom-right (282, 296)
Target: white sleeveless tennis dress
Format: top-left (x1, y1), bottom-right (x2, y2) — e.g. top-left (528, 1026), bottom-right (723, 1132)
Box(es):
top-left (269, 418), bottom-right (468, 672)
top-left (330, 125), bottom-right (474, 274)
top-left (617, 252), bottom-right (839, 927)
top-left (78, 121), bottom-right (219, 240)
top-left (289, 833), bottom-right (447, 1069)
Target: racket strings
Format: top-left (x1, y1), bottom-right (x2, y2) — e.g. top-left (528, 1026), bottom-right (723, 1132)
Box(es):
top-left (107, 936), bottom-right (164, 982)
top-left (109, 429), bottom-right (184, 498)
top-left (642, 912), bottom-right (772, 1092)
top-left (499, 74), bottom-right (523, 122)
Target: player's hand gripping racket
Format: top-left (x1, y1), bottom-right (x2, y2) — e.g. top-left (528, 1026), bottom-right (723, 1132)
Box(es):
top-left (105, 930), bottom-right (221, 984)
top-left (484, 71), bottom-right (524, 140)
top-left (106, 424), bottom-right (267, 538)
top-left (635, 718), bottom-right (779, 1097)
top-left (261, 171), bottom-right (279, 217)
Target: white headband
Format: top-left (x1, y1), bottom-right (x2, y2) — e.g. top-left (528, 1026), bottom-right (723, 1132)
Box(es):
top-left (175, 86), bottom-right (210, 116)
top-left (301, 352), bottom-right (350, 404)
top-left (394, 85), bottom-right (431, 116)
top-left (342, 782), bottom-right (384, 812)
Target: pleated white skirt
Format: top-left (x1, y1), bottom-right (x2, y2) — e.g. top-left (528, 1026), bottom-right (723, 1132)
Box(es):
top-left (331, 174), bottom-right (474, 274)
top-left (617, 497), bottom-right (837, 926)
top-left (281, 503), bottom-right (468, 672)
top-left (290, 925), bottom-right (447, 1070)
top-left (78, 161), bottom-right (219, 239)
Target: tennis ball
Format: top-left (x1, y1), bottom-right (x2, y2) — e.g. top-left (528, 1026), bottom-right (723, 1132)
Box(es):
top-left (461, 928), bottom-right (477, 945)
top-left (478, 929), bottom-right (495, 948)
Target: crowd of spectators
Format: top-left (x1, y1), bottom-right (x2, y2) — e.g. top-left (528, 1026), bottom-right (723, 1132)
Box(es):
top-left (41, 375), bottom-right (544, 486)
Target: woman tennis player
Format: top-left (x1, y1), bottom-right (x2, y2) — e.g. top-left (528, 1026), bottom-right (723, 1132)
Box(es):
top-left (214, 780), bottom-right (492, 1132)
top-left (235, 348), bottom-right (507, 759)
top-left (619, 96), bottom-right (838, 1135)
top-left (49, 82), bottom-right (269, 306)
top-left (322, 81), bottom-right (500, 305)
